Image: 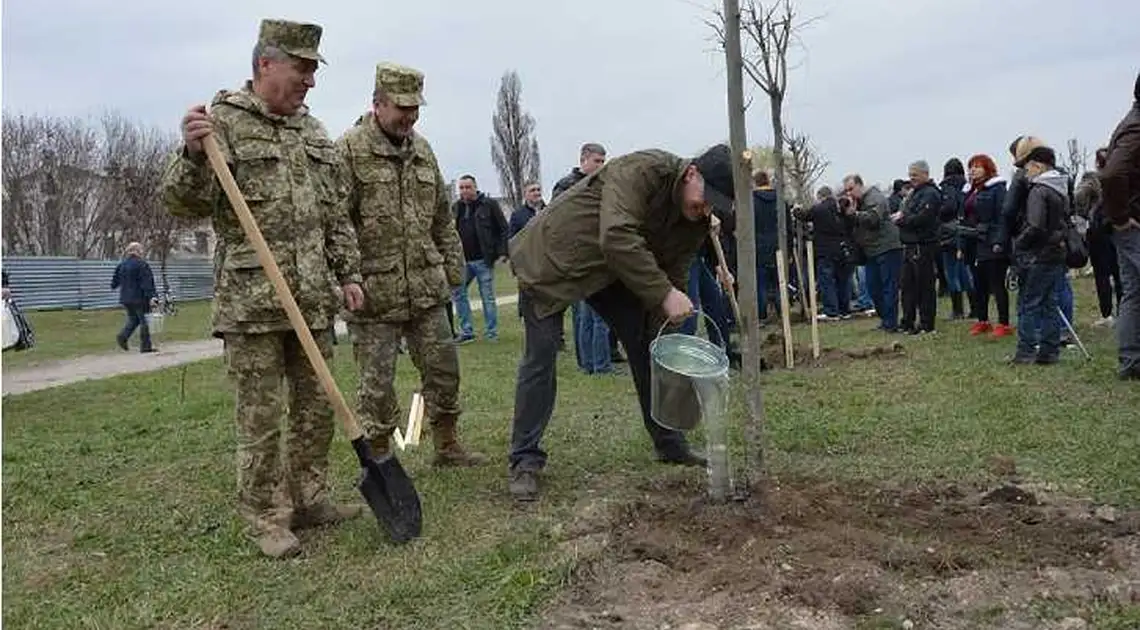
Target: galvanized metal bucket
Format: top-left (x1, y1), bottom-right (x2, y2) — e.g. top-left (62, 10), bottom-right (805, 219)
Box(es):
top-left (649, 311), bottom-right (730, 432)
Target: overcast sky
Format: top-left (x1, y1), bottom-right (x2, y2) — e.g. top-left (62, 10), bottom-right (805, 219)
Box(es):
top-left (4, 0), bottom-right (1137, 197)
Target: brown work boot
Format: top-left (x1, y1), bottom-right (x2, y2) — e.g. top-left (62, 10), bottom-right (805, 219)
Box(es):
top-left (291, 502), bottom-right (363, 530)
top-left (254, 526), bottom-right (301, 559)
top-left (368, 434), bottom-right (391, 459)
top-left (431, 416), bottom-right (487, 467)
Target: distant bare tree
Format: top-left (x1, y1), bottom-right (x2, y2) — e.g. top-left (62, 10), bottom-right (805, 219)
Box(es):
top-left (490, 71), bottom-right (542, 209)
top-left (1065, 137), bottom-right (1090, 180)
top-left (2, 111), bottom-right (190, 276)
top-left (784, 129), bottom-right (828, 206)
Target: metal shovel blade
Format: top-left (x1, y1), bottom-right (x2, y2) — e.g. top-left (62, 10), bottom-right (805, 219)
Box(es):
top-left (352, 438), bottom-right (423, 544)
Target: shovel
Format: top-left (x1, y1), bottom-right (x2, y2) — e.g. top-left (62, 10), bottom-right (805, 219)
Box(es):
top-left (201, 132), bottom-right (422, 544)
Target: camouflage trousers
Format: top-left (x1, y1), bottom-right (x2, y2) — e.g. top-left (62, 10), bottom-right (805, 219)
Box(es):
top-left (223, 330), bottom-right (336, 535)
top-left (349, 305), bottom-right (460, 440)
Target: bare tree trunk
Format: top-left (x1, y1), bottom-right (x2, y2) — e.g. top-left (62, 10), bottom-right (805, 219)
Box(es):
top-left (722, 0), bottom-right (766, 498)
top-left (769, 98), bottom-right (794, 356)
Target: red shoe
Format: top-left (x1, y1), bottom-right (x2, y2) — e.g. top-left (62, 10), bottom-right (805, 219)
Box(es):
top-left (992, 324), bottom-right (1014, 338)
top-left (969, 321), bottom-right (993, 336)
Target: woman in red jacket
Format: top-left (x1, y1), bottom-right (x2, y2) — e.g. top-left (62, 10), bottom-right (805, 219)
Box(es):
top-left (964, 154), bottom-right (1014, 338)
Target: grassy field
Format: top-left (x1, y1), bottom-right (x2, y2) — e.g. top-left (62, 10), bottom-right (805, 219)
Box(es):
top-left (3, 275), bottom-right (1138, 629)
top-left (1, 263), bottom-right (517, 370)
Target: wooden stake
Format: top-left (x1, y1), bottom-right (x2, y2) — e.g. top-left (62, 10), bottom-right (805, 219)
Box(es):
top-left (806, 240), bottom-right (820, 359)
top-left (775, 249), bottom-right (794, 368)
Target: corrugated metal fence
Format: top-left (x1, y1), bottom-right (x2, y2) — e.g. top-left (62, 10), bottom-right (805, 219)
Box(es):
top-left (2, 256), bottom-right (214, 311)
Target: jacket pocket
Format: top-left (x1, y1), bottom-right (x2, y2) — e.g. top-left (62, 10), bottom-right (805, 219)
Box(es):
top-left (232, 138), bottom-right (288, 201)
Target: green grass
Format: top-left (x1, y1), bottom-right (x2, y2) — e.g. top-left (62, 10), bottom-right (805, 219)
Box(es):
top-left (2, 263), bottom-right (518, 370)
top-left (3, 275), bottom-right (1138, 629)
top-left (1, 300), bottom-right (216, 369)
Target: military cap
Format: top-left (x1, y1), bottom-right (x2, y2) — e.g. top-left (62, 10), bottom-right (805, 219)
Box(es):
top-left (375, 62), bottom-right (426, 107)
top-left (258, 19), bottom-right (326, 64)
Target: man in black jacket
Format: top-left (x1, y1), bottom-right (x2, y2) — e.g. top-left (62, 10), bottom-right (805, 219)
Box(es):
top-left (1011, 145), bottom-right (1070, 364)
top-left (892, 160), bottom-right (941, 334)
top-left (452, 174), bottom-right (509, 342)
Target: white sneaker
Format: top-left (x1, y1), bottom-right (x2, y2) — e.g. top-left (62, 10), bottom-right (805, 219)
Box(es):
top-left (816, 314), bottom-right (833, 322)
top-left (1093, 316), bottom-right (1115, 328)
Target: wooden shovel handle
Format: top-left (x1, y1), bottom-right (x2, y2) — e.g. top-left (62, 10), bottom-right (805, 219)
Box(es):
top-left (709, 231), bottom-right (743, 327)
top-left (202, 133), bottom-right (363, 442)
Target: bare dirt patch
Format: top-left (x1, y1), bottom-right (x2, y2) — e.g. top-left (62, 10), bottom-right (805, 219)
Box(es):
top-left (539, 474), bottom-right (1139, 630)
top-left (758, 331), bottom-right (907, 371)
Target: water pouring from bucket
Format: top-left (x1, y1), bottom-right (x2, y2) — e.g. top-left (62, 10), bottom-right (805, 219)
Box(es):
top-left (649, 311), bottom-right (734, 501)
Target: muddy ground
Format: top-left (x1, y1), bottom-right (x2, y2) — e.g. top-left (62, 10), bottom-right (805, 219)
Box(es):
top-left (540, 473), bottom-right (1139, 630)
top-left (757, 329), bottom-right (907, 371)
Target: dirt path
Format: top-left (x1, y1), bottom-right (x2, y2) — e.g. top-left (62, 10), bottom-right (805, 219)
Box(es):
top-left (2, 294), bottom-right (520, 397)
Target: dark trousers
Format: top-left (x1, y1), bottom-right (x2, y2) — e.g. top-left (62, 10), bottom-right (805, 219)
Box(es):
top-left (900, 243), bottom-right (938, 332)
top-left (974, 259), bottom-right (1011, 325)
top-left (1090, 238), bottom-right (1123, 318)
top-left (865, 249), bottom-right (903, 330)
top-left (117, 302), bottom-right (153, 351)
top-left (508, 282), bottom-right (688, 472)
top-left (816, 256), bottom-right (852, 317)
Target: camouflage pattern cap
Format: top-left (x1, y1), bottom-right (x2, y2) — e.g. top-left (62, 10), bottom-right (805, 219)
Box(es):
top-left (375, 62), bottom-right (426, 107)
top-left (258, 19), bottom-right (326, 64)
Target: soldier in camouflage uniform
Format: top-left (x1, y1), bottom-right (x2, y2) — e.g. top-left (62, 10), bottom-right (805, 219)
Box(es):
top-left (160, 19), bottom-right (366, 559)
top-left (336, 63), bottom-right (486, 467)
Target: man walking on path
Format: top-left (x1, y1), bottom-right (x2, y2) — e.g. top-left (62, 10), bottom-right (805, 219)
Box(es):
top-left (505, 143), bottom-right (736, 502)
top-left (160, 18), bottom-right (366, 559)
top-left (111, 242), bottom-right (158, 353)
top-left (337, 62), bottom-right (486, 467)
top-left (1100, 72), bottom-right (1140, 380)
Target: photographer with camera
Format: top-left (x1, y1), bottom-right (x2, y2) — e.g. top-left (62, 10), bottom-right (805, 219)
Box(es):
top-left (841, 174), bottom-right (904, 332)
top-left (806, 187), bottom-right (856, 320)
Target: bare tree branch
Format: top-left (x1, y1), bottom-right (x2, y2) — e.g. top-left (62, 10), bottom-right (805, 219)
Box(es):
top-left (783, 128), bottom-right (829, 206)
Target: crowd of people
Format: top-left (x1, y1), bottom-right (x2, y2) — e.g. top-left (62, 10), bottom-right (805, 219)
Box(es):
top-left (147, 17), bottom-right (1138, 557)
top-left (659, 93), bottom-right (1139, 373)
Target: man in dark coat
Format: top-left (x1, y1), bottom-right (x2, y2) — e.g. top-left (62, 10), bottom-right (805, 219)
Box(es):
top-left (1100, 72), bottom-right (1140, 379)
top-left (110, 242), bottom-right (158, 353)
top-left (892, 160), bottom-right (942, 334)
top-left (506, 144), bottom-right (736, 501)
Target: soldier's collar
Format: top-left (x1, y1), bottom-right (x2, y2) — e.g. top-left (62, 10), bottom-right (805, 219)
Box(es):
top-left (227, 81), bottom-right (306, 129)
top-left (366, 114), bottom-right (415, 157)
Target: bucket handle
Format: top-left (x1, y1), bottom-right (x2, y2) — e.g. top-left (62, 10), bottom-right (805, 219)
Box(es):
top-left (654, 309), bottom-right (727, 350)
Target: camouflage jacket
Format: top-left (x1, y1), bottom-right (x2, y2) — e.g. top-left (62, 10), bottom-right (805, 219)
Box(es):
top-left (159, 83), bottom-right (363, 336)
top-left (336, 115), bottom-right (463, 322)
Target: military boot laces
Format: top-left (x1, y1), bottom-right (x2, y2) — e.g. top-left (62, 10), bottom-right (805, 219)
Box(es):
top-left (432, 418), bottom-right (487, 467)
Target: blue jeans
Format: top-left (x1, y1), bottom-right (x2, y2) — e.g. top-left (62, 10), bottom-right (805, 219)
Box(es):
top-left (1033, 270), bottom-right (1075, 340)
top-left (851, 265), bottom-right (874, 311)
top-left (865, 249), bottom-right (903, 330)
top-left (817, 257), bottom-right (852, 317)
top-left (681, 258), bottom-right (728, 346)
top-left (1017, 263), bottom-right (1065, 360)
top-left (451, 260), bottom-right (498, 339)
top-left (574, 302), bottom-right (612, 374)
top-left (941, 252), bottom-right (974, 294)
top-left (117, 302), bottom-right (153, 351)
